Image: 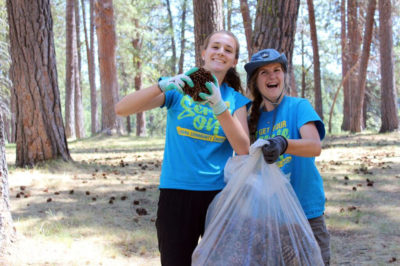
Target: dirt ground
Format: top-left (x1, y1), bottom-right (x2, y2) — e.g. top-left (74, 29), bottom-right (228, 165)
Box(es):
top-left (2, 132), bottom-right (400, 265)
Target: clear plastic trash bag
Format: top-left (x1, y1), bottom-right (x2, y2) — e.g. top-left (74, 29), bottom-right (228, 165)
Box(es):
top-left (192, 139), bottom-right (324, 266)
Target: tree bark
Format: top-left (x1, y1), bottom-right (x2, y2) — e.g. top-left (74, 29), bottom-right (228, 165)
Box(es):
top-left (251, 0), bottom-right (300, 95)
top-left (348, 0), bottom-right (361, 132)
top-left (226, 0), bottom-right (232, 31)
top-left (0, 112), bottom-right (15, 254)
top-left (10, 86), bottom-right (16, 143)
top-left (89, 0), bottom-right (99, 134)
top-left (119, 62), bottom-right (131, 134)
top-left (239, 0), bottom-right (252, 60)
top-left (306, 0), bottom-right (323, 120)
top-left (65, 0), bottom-right (76, 138)
top-left (301, 25), bottom-right (306, 99)
top-left (328, 60), bottom-right (359, 133)
top-left (95, 0), bottom-right (122, 135)
top-left (340, 0), bottom-right (350, 131)
top-left (166, 0), bottom-right (177, 74)
top-left (3, 116), bottom-right (10, 144)
top-left (178, 0), bottom-right (188, 73)
top-left (132, 19), bottom-right (146, 137)
top-left (350, 0), bottom-right (375, 132)
top-left (75, 0), bottom-right (82, 76)
top-left (81, 0), bottom-right (98, 135)
top-left (6, 0), bottom-right (71, 167)
top-left (74, 0), bottom-right (84, 139)
top-left (379, 0), bottom-right (399, 132)
top-left (193, 0), bottom-right (223, 66)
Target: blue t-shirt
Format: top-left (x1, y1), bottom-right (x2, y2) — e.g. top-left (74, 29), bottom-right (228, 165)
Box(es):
top-left (256, 96), bottom-right (326, 219)
top-left (160, 83), bottom-right (250, 191)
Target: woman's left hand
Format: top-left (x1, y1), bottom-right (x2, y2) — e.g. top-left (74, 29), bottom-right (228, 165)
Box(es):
top-left (199, 75), bottom-right (227, 116)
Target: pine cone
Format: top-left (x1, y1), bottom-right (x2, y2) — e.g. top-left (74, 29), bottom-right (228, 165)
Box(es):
top-left (182, 67), bottom-right (214, 102)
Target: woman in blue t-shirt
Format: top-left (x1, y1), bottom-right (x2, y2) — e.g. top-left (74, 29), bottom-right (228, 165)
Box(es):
top-left (115, 30), bottom-right (250, 266)
top-left (244, 48), bottom-right (330, 265)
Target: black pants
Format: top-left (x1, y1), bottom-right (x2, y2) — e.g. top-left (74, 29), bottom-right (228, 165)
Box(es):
top-left (155, 189), bottom-right (220, 266)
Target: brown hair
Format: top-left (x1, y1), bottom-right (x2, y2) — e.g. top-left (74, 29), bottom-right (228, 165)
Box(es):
top-left (248, 68), bottom-right (263, 143)
top-left (202, 30), bottom-right (243, 94)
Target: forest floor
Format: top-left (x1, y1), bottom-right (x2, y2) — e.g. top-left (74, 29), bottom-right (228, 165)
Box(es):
top-left (1, 132), bottom-right (400, 266)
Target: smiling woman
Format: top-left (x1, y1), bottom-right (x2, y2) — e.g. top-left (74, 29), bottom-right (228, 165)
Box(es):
top-left (115, 30), bottom-right (250, 266)
top-left (246, 48), bottom-right (330, 265)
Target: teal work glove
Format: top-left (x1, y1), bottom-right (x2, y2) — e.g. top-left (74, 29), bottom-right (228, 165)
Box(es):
top-left (199, 75), bottom-right (227, 116)
top-left (158, 67), bottom-right (198, 93)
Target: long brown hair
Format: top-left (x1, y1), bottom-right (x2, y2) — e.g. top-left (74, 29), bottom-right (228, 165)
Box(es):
top-left (248, 69), bottom-right (263, 143)
top-left (202, 30), bottom-right (243, 94)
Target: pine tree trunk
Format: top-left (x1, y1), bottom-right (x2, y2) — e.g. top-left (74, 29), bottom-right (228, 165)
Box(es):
top-left (10, 87), bottom-right (16, 143)
top-left (289, 71), bottom-right (298, 97)
top-left (74, 0), bottom-right (84, 139)
top-left (251, 0), bottom-right (299, 57)
top-left (95, 0), bottom-right (121, 135)
top-left (306, 0), bottom-right (323, 120)
top-left (132, 19), bottom-right (146, 137)
top-left (347, 0), bottom-right (361, 132)
top-left (0, 112), bottom-right (15, 254)
top-left (74, 67), bottom-right (84, 139)
top-left (65, 0), bottom-right (76, 139)
top-left (6, 0), bottom-right (71, 167)
top-left (226, 0), bottom-right (232, 31)
top-left (239, 0), bottom-right (252, 60)
top-left (135, 74), bottom-right (146, 137)
top-left (351, 0), bottom-right (375, 132)
top-left (75, 0), bottom-right (82, 75)
top-left (251, 0), bottom-right (300, 95)
top-left (90, 0), bottom-right (98, 134)
top-left (363, 91), bottom-right (369, 129)
top-left (301, 27), bottom-right (306, 98)
top-left (341, 0), bottom-right (350, 131)
top-left (3, 116), bottom-right (10, 144)
top-left (81, 0), bottom-right (98, 135)
top-left (178, 0), bottom-right (188, 73)
top-left (379, 0), bottom-right (399, 132)
top-left (193, 0), bottom-right (223, 66)
top-left (126, 116), bottom-right (131, 134)
top-left (166, 0), bottom-right (177, 74)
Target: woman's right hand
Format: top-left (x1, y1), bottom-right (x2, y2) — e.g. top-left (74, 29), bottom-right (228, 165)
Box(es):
top-left (158, 67), bottom-right (198, 93)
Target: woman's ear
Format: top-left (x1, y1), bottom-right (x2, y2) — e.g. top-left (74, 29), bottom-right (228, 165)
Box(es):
top-left (232, 58), bottom-right (238, 67)
top-left (201, 50), bottom-right (205, 61)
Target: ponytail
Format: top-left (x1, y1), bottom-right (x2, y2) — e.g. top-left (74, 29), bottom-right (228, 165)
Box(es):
top-left (249, 92), bottom-right (263, 144)
top-left (223, 67), bottom-right (243, 94)
top-left (248, 69), bottom-right (263, 143)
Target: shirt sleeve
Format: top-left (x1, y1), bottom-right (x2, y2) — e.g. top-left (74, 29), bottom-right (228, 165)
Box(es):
top-left (161, 87), bottom-right (181, 109)
top-left (296, 99), bottom-right (326, 140)
top-left (232, 90), bottom-right (251, 114)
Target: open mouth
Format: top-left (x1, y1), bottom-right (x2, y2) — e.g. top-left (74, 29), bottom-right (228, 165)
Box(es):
top-left (267, 83), bottom-right (278, 88)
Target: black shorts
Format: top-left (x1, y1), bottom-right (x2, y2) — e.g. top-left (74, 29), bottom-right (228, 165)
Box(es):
top-left (155, 188), bottom-right (220, 266)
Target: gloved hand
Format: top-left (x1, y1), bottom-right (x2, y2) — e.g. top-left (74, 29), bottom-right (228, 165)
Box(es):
top-left (158, 67), bottom-right (198, 93)
top-left (199, 74), bottom-right (227, 116)
top-left (262, 135), bottom-right (288, 164)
